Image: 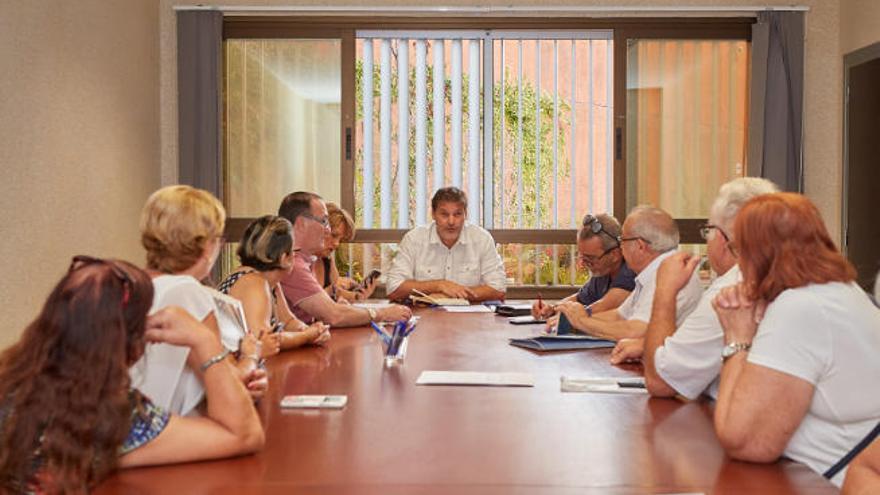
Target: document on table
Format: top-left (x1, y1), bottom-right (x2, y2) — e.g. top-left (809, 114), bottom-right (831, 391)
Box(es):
top-left (441, 305), bottom-right (494, 313)
top-left (560, 375), bottom-right (647, 394)
top-left (352, 302), bottom-right (393, 309)
top-left (416, 371), bottom-right (535, 387)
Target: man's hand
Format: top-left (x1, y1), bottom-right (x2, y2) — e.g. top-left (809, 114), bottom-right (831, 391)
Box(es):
top-left (434, 280), bottom-right (476, 300)
top-left (531, 300), bottom-right (556, 319)
top-left (712, 283), bottom-right (765, 344)
top-left (656, 252), bottom-right (701, 296)
top-left (610, 337), bottom-right (645, 365)
top-left (377, 305), bottom-right (413, 322)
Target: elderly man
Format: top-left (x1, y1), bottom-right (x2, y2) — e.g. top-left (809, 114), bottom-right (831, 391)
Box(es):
top-left (278, 191), bottom-right (411, 327)
top-left (386, 187), bottom-right (506, 303)
top-left (609, 178), bottom-right (779, 400)
top-left (553, 206), bottom-right (703, 341)
top-left (531, 213), bottom-right (635, 319)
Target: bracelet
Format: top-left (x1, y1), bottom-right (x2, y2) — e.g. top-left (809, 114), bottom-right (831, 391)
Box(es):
top-left (200, 348), bottom-right (231, 372)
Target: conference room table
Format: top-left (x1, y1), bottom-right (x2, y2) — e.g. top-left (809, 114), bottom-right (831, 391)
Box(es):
top-left (98, 306), bottom-right (837, 494)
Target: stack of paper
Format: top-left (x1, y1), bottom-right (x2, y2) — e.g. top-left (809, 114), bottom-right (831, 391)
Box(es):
top-left (416, 371), bottom-right (535, 387)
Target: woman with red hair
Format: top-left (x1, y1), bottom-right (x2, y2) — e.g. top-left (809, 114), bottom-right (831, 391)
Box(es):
top-left (711, 193), bottom-right (880, 487)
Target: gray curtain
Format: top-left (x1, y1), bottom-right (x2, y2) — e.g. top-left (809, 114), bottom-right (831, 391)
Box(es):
top-left (177, 10), bottom-right (223, 200)
top-left (747, 11), bottom-right (805, 192)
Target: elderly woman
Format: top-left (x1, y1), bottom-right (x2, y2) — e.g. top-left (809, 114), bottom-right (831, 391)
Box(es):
top-left (312, 202), bottom-right (377, 302)
top-left (133, 185), bottom-right (266, 416)
top-left (218, 215), bottom-right (330, 352)
top-left (711, 193), bottom-right (880, 487)
top-left (0, 257), bottom-right (263, 493)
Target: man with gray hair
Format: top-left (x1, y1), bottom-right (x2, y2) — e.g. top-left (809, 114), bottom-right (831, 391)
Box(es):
top-left (555, 205), bottom-right (703, 341)
top-left (610, 177), bottom-right (779, 400)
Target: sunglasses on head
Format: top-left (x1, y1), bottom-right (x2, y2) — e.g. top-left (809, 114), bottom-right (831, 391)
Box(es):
top-left (582, 215), bottom-right (619, 246)
top-left (68, 255), bottom-right (133, 307)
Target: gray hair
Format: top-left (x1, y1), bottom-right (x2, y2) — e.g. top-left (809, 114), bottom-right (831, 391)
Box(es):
top-left (626, 206), bottom-right (679, 253)
top-left (710, 177), bottom-right (779, 236)
top-left (578, 213), bottom-right (622, 251)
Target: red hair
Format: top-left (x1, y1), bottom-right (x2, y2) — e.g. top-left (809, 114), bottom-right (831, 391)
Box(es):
top-left (734, 193), bottom-right (856, 303)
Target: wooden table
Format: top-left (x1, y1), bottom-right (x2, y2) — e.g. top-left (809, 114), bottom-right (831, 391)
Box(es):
top-left (98, 309), bottom-right (837, 494)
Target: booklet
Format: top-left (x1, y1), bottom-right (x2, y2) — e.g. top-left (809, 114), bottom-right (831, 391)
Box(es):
top-left (508, 334), bottom-right (615, 351)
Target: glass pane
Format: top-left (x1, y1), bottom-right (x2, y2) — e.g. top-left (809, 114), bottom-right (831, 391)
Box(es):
top-left (224, 39), bottom-right (342, 217)
top-left (626, 40), bottom-right (750, 218)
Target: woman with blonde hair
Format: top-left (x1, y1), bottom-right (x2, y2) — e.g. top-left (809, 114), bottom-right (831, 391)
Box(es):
top-left (312, 202), bottom-right (377, 302)
top-left (711, 193), bottom-right (880, 487)
top-left (0, 257), bottom-right (263, 493)
top-left (219, 215), bottom-right (330, 352)
top-left (132, 185), bottom-right (266, 416)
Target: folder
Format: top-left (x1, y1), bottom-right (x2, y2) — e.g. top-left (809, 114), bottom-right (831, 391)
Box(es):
top-left (494, 303), bottom-right (532, 317)
top-left (508, 334), bottom-right (615, 351)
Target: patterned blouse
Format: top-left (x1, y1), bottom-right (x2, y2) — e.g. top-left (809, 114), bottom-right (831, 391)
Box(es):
top-left (218, 269), bottom-right (283, 333)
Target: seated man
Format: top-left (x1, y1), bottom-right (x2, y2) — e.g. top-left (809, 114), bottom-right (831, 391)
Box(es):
top-left (386, 187), bottom-right (506, 303)
top-left (531, 213), bottom-right (635, 319)
top-left (553, 206), bottom-right (703, 341)
top-left (609, 178), bottom-right (778, 400)
top-left (278, 191), bottom-right (411, 327)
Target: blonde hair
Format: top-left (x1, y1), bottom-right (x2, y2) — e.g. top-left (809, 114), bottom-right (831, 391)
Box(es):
top-left (326, 202), bottom-right (355, 242)
top-left (140, 185), bottom-right (225, 273)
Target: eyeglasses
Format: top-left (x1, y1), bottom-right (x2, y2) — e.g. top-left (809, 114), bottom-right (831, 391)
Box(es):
top-left (582, 215), bottom-right (619, 246)
top-left (578, 246), bottom-right (618, 264)
top-left (68, 255), bottom-right (133, 307)
top-left (617, 235), bottom-right (652, 245)
top-left (699, 224), bottom-right (730, 243)
top-left (302, 213), bottom-right (330, 228)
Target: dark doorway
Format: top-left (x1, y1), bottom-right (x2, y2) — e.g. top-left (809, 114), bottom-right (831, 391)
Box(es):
top-left (844, 43), bottom-right (880, 292)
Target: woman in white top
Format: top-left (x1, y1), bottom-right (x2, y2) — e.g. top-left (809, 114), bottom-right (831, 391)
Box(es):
top-left (711, 193), bottom-right (880, 487)
top-left (131, 185), bottom-right (266, 416)
top-left (218, 215), bottom-right (330, 351)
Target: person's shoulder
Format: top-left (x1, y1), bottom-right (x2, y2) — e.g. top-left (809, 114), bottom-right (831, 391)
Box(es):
top-left (400, 223), bottom-right (432, 243)
top-left (464, 223), bottom-right (495, 241)
top-left (154, 274), bottom-right (212, 298)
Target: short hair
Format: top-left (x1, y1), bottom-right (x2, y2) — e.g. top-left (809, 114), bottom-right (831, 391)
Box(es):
top-left (237, 215), bottom-right (294, 272)
top-left (431, 187), bottom-right (468, 212)
top-left (710, 177), bottom-right (779, 237)
top-left (278, 191), bottom-right (323, 225)
top-left (326, 202), bottom-right (355, 241)
top-left (626, 206), bottom-right (679, 253)
top-left (735, 193), bottom-right (855, 303)
top-left (140, 185), bottom-right (225, 273)
top-left (578, 213), bottom-right (622, 251)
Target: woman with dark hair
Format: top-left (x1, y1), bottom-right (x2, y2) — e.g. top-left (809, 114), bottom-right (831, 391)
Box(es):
top-left (219, 215), bottom-right (330, 353)
top-left (711, 193), bottom-right (880, 487)
top-left (0, 257), bottom-right (263, 493)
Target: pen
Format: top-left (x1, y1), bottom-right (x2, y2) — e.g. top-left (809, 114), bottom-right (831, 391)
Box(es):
top-left (370, 322), bottom-right (391, 345)
top-left (537, 291), bottom-right (544, 311)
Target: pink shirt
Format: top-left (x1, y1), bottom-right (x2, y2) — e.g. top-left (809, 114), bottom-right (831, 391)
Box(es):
top-left (280, 252), bottom-right (324, 323)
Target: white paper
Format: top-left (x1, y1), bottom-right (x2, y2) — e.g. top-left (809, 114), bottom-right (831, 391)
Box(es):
top-left (441, 305), bottom-right (494, 313)
top-left (560, 375), bottom-right (647, 394)
top-left (416, 371), bottom-right (535, 387)
top-left (353, 302), bottom-right (393, 309)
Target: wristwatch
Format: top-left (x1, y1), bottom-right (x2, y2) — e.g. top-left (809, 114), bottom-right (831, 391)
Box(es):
top-left (367, 308), bottom-right (378, 321)
top-left (721, 342), bottom-right (751, 362)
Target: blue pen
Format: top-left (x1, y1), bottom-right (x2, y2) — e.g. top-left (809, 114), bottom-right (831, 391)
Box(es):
top-left (370, 321), bottom-right (391, 345)
top-left (403, 319), bottom-right (417, 337)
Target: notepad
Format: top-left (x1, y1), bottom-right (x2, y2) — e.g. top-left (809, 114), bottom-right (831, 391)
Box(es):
top-left (442, 305), bottom-right (494, 313)
top-left (560, 376), bottom-right (647, 394)
top-left (509, 334), bottom-right (615, 351)
top-left (416, 371), bottom-right (535, 387)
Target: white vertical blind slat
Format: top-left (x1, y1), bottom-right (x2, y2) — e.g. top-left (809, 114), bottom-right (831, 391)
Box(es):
top-left (467, 39), bottom-right (481, 220)
top-left (397, 39), bottom-right (410, 228)
top-left (432, 40), bottom-right (445, 193)
top-left (362, 40), bottom-right (375, 228)
top-left (450, 40), bottom-right (463, 188)
top-left (379, 39), bottom-right (392, 228)
top-left (414, 40), bottom-right (428, 225)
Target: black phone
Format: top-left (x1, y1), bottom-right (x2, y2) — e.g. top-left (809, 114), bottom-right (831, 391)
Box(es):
top-left (358, 270), bottom-right (381, 291)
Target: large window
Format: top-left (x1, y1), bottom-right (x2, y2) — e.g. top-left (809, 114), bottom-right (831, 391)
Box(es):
top-left (221, 18), bottom-right (752, 291)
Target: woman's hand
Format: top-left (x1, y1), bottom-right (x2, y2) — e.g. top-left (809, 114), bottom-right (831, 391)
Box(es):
top-left (243, 367), bottom-right (268, 401)
top-left (337, 276), bottom-right (358, 290)
top-left (712, 283), bottom-right (766, 344)
top-left (259, 332), bottom-right (282, 358)
top-left (355, 275), bottom-right (378, 300)
top-left (305, 322), bottom-right (331, 345)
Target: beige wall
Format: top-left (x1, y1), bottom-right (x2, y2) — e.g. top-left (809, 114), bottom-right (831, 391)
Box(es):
top-left (0, 0), bottom-right (160, 348)
top-left (841, 0), bottom-right (880, 54)
top-left (159, 0), bottom-right (845, 244)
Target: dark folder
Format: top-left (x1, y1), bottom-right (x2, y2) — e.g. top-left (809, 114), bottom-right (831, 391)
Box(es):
top-left (495, 304), bottom-right (532, 317)
top-left (508, 334), bottom-right (615, 352)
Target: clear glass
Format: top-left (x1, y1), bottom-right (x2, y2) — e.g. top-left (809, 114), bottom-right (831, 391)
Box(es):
top-left (224, 39), bottom-right (342, 217)
top-left (626, 39), bottom-right (750, 218)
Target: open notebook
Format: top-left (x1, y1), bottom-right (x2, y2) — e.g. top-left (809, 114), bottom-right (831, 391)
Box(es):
top-left (409, 289), bottom-right (470, 306)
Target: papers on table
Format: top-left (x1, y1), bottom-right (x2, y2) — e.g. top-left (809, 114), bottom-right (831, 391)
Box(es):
top-left (441, 305), bottom-right (494, 313)
top-left (353, 302), bottom-right (393, 309)
top-left (416, 371), bottom-right (535, 387)
top-left (560, 376), bottom-right (647, 394)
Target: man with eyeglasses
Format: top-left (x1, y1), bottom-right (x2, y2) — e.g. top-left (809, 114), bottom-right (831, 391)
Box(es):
top-left (552, 206), bottom-right (704, 341)
top-left (386, 187), bottom-right (506, 303)
top-left (531, 214), bottom-right (635, 320)
top-left (278, 191), bottom-right (412, 327)
top-left (610, 178), bottom-right (778, 401)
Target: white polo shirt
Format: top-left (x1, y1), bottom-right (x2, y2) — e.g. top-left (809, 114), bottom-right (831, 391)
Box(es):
top-left (746, 281), bottom-right (880, 486)
top-left (386, 222), bottom-right (506, 295)
top-left (616, 250), bottom-right (704, 326)
top-left (654, 264), bottom-right (742, 400)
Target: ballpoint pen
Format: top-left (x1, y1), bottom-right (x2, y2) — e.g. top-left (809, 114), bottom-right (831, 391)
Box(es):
top-left (370, 321), bottom-right (391, 345)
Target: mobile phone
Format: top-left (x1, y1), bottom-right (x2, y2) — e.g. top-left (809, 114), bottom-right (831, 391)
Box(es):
top-left (280, 395), bottom-right (348, 409)
top-left (360, 269), bottom-right (381, 289)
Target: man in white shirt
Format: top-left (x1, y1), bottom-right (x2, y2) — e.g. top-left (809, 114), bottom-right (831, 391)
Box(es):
top-left (554, 206), bottom-right (703, 341)
top-left (386, 187), bottom-right (506, 302)
top-left (609, 177), bottom-right (779, 400)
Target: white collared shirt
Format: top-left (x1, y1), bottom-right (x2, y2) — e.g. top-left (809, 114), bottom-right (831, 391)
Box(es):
top-left (654, 264), bottom-right (742, 400)
top-left (616, 250), bottom-right (704, 326)
top-left (386, 222), bottom-right (507, 294)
